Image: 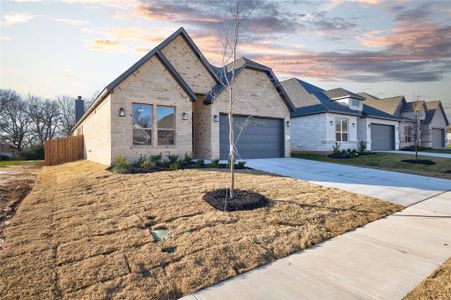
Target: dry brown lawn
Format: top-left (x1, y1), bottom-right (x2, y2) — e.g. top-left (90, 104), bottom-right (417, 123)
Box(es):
top-left (404, 258), bottom-right (451, 300)
top-left (0, 160), bottom-right (401, 299)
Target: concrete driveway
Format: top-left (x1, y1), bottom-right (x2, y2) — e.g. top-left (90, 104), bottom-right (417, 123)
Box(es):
top-left (382, 150), bottom-right (451, 159)
top-left (245, 158), bottom-right (450, 206)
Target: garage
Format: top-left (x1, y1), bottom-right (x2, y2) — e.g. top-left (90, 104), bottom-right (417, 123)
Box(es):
top-left (219, 114), bottom-right (284, 160)
top-left (371, 124), bottom-right (395, 151)
top-left (431, 128), bottom-right (445, 148)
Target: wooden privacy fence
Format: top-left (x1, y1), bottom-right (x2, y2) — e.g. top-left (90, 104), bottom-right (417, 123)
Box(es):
top-left (44, 135), bottom-right (84, 166)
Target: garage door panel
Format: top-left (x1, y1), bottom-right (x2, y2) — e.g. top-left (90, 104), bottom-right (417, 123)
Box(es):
top-left (431, 129), bottom-right (444, 148)
top-left (371, 124), bottom-right (395, 151)
top-left (220, 115), bottom-right (283, 160)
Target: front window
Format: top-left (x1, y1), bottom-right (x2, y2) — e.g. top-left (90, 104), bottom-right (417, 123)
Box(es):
top-left (132, 103), bottom-right (152, 145)
top-left (335, 118), bottom-right (348, 142)
top-left (157, 106), bottom-right (175, 145)
top-left (404, 126), bottom-right (413, 142)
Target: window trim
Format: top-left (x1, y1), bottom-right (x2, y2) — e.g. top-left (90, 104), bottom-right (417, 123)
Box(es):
top-left (132, 102), bottom-right (153, 146)
top-left (335, 118), bottom-right (349, 142)
top-left (157, 105), bottom-right (176, 146)
top-left (351, 99), bottom-right (360, 107)
top-left (404, 125), bottom-right (413, 143)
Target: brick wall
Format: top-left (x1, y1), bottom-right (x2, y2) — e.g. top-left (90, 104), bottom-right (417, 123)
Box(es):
top-left (291, 114), bottom-right (326, 151)
top-left (110, 55), bottom-right (193, 164)
top-left (161, 35), bottom-right (216, 95)
top-left (73, 95), bottom-right (112, 166)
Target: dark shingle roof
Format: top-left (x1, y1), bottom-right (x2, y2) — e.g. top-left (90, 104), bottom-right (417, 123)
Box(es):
top-left (324, 88), bottom-right (366, 101)
top-left (204, 57), bottom-right (296, 112)
top-left (287, 79), bottom-right (400, 121)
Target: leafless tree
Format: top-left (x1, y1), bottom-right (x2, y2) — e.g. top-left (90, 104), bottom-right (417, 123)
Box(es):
top-left (56, 95), bottom-right (76, 137)
top-left (26, 95), bottom-right (60, 145)
top-left (213, 0), bottom-right (256, 203)
top-left (0, 89), bottom-right (32, 151)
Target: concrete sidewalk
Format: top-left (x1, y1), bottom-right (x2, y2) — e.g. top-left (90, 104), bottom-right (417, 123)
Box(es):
top-left (382, 150), bottom-right (451, 159)
top-left (182, 192), bottom-right (451, 300)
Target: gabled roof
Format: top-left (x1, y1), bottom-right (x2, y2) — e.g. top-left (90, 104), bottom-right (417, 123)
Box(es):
top-left (360, 95), bottom-right (406, 116)
top-left (204, 57), bottom-right (296, 112)
top-left (357, 92), bottom-right (379, 100)
top-left (324, 88), bottom-right (366, 101)
top-left (157, 27), bottom-right (220, 84)
top-left (72, 27), bottom-right (212, 133)
top-left (424, 100), bottom-right (449, 126)
top-left (105, 48), bottom-right (196, 101)
top-left (285, 79), bottom-right (400, 121)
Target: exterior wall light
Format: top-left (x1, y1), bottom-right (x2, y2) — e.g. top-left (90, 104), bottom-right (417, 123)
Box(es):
top-left (214, 115), bottom-right (219, 122)
top-left (182, 112), bottom-right (188, 120)
top-left (352, 122), bottom-right (355, 127)
top-left (368, 123), bottom-right (371, 127)
top-left (329, 120), bottom-right (334, 125)
top-left (119, 108), bottom-right (126, 117)
top-left (286, 120), bottom-right (291, 127)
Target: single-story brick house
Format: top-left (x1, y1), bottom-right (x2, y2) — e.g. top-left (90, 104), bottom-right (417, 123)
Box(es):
top-left (359, 94), bottom-right (449, 149)
top-left (281, 78), bottom-right (401, 152)
top-left (71, 27), bottom-right (295, 166)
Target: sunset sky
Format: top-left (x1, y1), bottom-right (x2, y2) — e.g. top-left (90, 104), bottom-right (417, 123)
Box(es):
top-left (1, 0), bottom-right (450, 117)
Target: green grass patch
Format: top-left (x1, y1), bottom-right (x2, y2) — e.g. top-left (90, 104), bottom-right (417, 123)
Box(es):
top-left (417, 148), bottom-right (451, 154)
top-left (292, 152), bottom-right (451, 179)
top-left (0, 160), bottom-right (43, 167)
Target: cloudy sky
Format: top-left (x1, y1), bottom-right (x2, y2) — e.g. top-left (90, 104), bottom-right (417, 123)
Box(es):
top-left (1, 0), bottom-right (450, 117)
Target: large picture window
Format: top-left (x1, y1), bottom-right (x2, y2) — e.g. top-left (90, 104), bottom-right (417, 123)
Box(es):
top-left (157, 106), bottom-right (175, 145)
top-left (132, 103), bottom-right (152, 145)
top-left (404, 126), bottom-right (413, 142)
top-left (335, 118), bottom-right (348, 142)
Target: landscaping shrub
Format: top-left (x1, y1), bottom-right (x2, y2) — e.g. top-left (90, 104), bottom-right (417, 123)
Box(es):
top-left (359, 141), bottom-right (367, 153)
top-left (136, 155), bottom-right (147, 168)
top-left (210, 159), bottom-right (220, 168)
top-left (167, 154), bottom-right (179, 164)
top-left (150, 154), bottom-right (162, 164)
top-left (182, 153), bottom-right (193, 166)
top-left (236, 161), bottom-right (247, 169)
top-left (112, 155), bottom-right (130, 174)
top-left (194, 159), bottom-right (206, 168)
top-left (332, 142), bottom-right (341, 154)
top-left (141, 160), bottom-right (154, 169)
top-left (169, 161), bottom-right (181, 170)
top-left (328, 149), bottom-right (358, 159)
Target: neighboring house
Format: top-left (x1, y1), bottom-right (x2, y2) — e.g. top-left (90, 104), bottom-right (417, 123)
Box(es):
top-left (71, 27), bottom-right (295, 166)
top-left (422, 101), bottom-right (449, 148)
top-left (360, 94), bottom-right (449, 149)
top-left (282, 78), bottom-right (400, 152)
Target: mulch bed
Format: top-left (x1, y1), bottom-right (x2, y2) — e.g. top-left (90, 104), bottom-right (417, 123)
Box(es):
top-left (401, 159), bottom-right (436, 165)
top-left (203, 188), bottom-right (270, 212)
